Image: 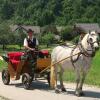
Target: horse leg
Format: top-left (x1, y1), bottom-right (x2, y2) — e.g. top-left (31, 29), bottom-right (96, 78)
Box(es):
top-left (78, 71), bottom-right (86, 96)
top-left (59, 69), bottom-right (66, 92)
top-left (75, 69), bottom-right (81, 96)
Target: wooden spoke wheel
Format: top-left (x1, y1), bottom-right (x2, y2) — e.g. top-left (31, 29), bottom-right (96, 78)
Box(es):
top-left (22, 73), bottom-right (32, 89)
top-left (2, 69), bottom-right (10, 85)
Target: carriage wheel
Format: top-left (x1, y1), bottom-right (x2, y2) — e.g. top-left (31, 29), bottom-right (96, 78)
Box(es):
top-left (22, 73), bottom-right (32, 89)
top-left (47, 72), bottom-right (50, 86)
top-left (2, 69), bottom-right (10, 85)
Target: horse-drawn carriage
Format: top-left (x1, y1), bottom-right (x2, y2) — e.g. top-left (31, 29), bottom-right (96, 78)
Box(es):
top-left (1, 50), bottom-right (51, 89)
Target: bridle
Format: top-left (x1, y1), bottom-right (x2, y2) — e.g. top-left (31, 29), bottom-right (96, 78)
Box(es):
top-left (80, 34), bottom-right (99, 57)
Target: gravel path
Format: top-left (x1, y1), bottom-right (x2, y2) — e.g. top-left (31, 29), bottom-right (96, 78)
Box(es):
top-left (0, 73), bottom-right (100, 100)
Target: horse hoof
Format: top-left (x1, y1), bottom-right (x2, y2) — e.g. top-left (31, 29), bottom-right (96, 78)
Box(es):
top-left (75, 92), bottom-right (85, 97)
top-left (55, 89), bottom-right (60, 93)
top-left (80, 92), bottom-right (85, 96)
top-left (61, 88), bottom-right (67, 92)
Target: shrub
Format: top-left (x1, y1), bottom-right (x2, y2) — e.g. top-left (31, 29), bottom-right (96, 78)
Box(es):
top-left (61, 26), bottom-right (73, 41)
top-left (41, 32), bottom-right (55, 46)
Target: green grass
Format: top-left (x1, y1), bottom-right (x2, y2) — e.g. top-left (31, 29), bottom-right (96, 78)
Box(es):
top-left (85, 50), bottom-right (100, 86)
top-left (0, 60), bottom-right (7, 71)
top-left (39, 44), bottom-right (58, 52)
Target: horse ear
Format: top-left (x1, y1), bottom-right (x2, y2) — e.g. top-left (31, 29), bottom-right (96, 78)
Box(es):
top-left (95, 30), bottom-right (97, 33)
top-left (89, 30), bottom-right (91, 34)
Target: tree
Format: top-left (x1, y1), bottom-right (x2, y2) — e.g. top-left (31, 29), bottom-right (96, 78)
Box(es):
top-left (0, 0), bottom-right (100, 26)
top-left (41, 32), bottom-right (54, 47)
top-left (61, 26), bottom-right (73, 41)
top-left (0, 1), bottom-right (14, 20)
top-left (14, 27), bottom-right (27, 50)
top-left (0, 22), bottom-right (11, 50)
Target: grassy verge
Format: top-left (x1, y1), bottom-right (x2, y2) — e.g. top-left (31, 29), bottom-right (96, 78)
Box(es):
top-left (0, 60), bottom-right (7, 71)
top-left (85, 49), bottom-right (100, 86)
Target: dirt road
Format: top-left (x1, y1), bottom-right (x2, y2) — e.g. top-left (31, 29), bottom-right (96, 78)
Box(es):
top-left (0, 73), bottom-right (100, 100)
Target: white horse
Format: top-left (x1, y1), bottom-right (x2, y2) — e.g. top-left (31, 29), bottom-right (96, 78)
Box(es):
top-left (50, 31), bottom-right (99, 96)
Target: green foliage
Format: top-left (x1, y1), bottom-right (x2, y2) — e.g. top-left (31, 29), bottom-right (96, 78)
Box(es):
top-left (0, 22), bottom-right (11, 47)
top-left (0, 0), bottom-right (100, 25)
top-left (72, 35), bottom-right (80, 44)
top-left (0, 1), bottom-right (15, 20)
top-left (41, 32), bottom-right (55, 45)
top-left (0, 21), bottom-right (26, 50)
top-left (61, 26), bottom-right (73, 41)
top-left (14, 29), bottom-right (27, 46)
top-left (0, 60), bottom-right (7, 71)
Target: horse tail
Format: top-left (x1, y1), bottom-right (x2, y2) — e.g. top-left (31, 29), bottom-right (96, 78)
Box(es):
top-left (50, 63), bottom-right (55, 89)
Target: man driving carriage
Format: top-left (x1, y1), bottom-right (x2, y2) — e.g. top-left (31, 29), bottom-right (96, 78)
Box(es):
top-left (21, 29), bottom-right (39, 73)
top-left (24, 29), bottom-right (39, 51)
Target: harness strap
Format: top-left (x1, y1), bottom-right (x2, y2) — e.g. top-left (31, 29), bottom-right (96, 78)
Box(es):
top-left (79, 43), bottom-right (95, 57)
top-left (70, 45), bottom-right (81, 68)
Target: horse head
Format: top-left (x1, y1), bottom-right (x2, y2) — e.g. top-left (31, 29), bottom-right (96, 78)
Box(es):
top-left (88, 31), bottom-right (99, 50)
top-left (81, 30), bottom-right (99, 56)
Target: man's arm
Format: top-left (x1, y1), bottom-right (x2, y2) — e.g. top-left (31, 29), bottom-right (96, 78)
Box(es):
top-left (35, 39), bottom-right (39, 50)
top-left (36, 39), bottom-right (39, 45)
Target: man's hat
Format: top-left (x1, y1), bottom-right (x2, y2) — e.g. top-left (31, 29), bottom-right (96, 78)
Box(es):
top-left (27, 29), bottom-right (34, 33)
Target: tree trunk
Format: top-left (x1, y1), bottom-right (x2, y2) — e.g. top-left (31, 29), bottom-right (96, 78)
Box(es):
top-left (2, 44), bottom-right (5, 50)
top-left (20, 44), bottom-right (21, 50)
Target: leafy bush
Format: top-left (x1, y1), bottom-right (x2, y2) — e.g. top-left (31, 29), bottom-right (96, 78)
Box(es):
top-left (61, 26), bottom-right (73, 41)
top-left (72, 35), bottom-right (80, 44)
top-left (41, 32), bottom-right (55, 46)
top-left (0, 22), bottom-right (12, 50)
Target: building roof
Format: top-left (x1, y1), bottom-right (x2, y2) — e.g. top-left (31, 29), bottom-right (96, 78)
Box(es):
top-left (74, 23), bottom-right (100, 33)
top-left (10, 25), bottom-right (41, 34)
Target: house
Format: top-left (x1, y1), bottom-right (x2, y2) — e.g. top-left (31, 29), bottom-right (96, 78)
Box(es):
top-left (10, 25), bottom-right (41, 35)
top-left (74, 23), bottom-right (100, 34)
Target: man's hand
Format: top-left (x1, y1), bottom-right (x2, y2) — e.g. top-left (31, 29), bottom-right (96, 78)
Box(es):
top-left (31, 48), bottom-right (35, 51)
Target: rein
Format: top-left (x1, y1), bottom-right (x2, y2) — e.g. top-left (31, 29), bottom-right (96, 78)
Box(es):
top-left (40, 51), bottom-right (81, 74)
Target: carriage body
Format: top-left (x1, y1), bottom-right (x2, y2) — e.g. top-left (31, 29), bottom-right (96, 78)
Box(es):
top-left (2, 50), bottom-right (51, 89)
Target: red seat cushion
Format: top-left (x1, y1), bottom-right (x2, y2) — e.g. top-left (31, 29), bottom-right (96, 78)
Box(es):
top-left (8, 52), bottom-right (24, 61)
top-left (39, 50), bottom-right (49, 56)
top-left (8, 52), bottom-right (24, 70)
